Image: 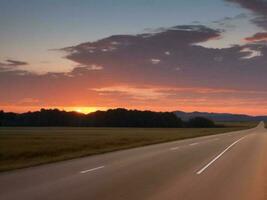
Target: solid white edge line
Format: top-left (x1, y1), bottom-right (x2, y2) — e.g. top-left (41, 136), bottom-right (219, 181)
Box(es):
top-left (196, 135), bottom-right (248, 175)
top-left (189, 142), bottom-right (199, 146)
top-left (80, 166), bottom-right (105, 174)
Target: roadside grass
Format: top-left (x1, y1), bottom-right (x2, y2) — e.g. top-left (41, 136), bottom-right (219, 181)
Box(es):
top-left (0, 122), bottom-right (256, 172)
top-left (216, 121), bottom-right (258, 128)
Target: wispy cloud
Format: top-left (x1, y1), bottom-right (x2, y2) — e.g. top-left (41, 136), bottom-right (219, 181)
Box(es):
top-left (0, 59), bottom-right (29, 74)
top-left (245, 32), bottom-right (267, 42)
top-left (0, 59), bottom-right (28, 69)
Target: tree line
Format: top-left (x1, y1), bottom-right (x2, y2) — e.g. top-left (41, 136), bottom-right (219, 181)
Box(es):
top-left (0, 108), bottom-right (215, 128)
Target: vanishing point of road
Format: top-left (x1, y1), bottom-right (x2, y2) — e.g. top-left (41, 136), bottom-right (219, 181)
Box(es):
top-left (1, 122), bottom-right (267, 200)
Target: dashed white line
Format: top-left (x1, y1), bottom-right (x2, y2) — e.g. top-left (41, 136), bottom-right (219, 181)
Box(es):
top-left (189, 142), bottom-right (199, 146)
top-left (196, 135), bottom-right (248, 175)
top-left (80, 166), bottom-right (105, 174)
top-left (170, 147), bottom-right (180, 151)
top-left (212, 138), bottom-right (219, 141)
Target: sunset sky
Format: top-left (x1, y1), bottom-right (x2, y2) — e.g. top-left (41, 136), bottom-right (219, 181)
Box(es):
top-left (1, 0), bottom-right (267, 115)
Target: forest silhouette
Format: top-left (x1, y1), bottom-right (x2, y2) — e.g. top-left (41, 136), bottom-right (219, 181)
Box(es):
top-left (0, 108), bottom-right (215, 128)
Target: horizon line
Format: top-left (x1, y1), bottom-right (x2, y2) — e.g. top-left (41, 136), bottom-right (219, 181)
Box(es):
top-left (0, 107), bottom-right (265, 117)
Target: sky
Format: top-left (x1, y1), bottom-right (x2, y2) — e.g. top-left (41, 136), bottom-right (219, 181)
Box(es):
top-left (1, 0), bottom-right (267, 115)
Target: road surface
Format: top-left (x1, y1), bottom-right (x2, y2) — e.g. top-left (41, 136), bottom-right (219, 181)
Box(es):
top-left (1, 122), bottom-right (267, 200)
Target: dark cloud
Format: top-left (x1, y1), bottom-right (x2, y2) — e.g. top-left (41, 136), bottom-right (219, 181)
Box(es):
top-left (60, 25), bottom-right (267, 90)
top-left (226, 0), bottom-right (267, 29)
top-left (62, 25), bottom-right (223, 86)
top-left (226, 0), bottom-right (267, 44)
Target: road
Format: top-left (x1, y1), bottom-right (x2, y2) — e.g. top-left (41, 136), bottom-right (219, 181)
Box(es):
top-left (1, 122), bottom-right (267, 200)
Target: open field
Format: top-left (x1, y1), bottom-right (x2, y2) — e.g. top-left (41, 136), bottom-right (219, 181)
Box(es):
top-left (0, 122), bottom-right (257, 172)
top-left (216, 121), bottom-right (258, 128)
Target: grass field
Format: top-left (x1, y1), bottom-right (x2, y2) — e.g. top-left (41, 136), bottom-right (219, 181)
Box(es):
top-left (0, 122), bottom-right (257, 172)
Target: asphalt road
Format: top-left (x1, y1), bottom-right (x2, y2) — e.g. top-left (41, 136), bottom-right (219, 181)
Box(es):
top-left (1, 122), bottom-right (267, 200)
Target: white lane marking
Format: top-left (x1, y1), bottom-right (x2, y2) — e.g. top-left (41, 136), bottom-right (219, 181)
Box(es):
top-left (206, 138), bottom-right (219, 142)
top-left (80, 166), bottom-right (105, 174)
top-left (170, 147), bottom-right (180, 151)
top-left (189, 142), bottom-right (199, 146)
top-left (196, 135), bottom-right (248, 175)
top-left (212, 138), bottom-right (219, 141)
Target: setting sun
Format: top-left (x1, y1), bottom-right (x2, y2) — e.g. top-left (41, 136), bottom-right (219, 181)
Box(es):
top-left (75, 108), bottom-right (82, 113)
top-left (68, 107), bottom-right (107, 114)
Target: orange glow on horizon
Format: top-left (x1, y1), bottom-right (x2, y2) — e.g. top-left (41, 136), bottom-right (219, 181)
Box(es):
top-left (1, 105), bottom-right (266, 116)
top-left (0, 106), bottom-right (109, 114)
top-left (67, 107), bottom-right (107, 114)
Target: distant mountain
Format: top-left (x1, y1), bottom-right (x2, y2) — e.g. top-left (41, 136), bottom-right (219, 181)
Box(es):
top-left (174, 111), bottom-right (267, 122)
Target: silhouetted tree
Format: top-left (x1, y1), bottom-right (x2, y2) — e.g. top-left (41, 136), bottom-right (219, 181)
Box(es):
top-left (187, 117), bottom-right (215, 128)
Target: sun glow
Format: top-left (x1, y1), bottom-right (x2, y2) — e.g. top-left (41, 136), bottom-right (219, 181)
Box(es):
top-left (75, 108), bottom-right (82, 113)
top-left (69, 107), bottom-right (107, 114)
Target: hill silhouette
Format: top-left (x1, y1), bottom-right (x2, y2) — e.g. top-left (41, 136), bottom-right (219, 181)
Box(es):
top-left (174, 110), bottom-right (267, 122)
